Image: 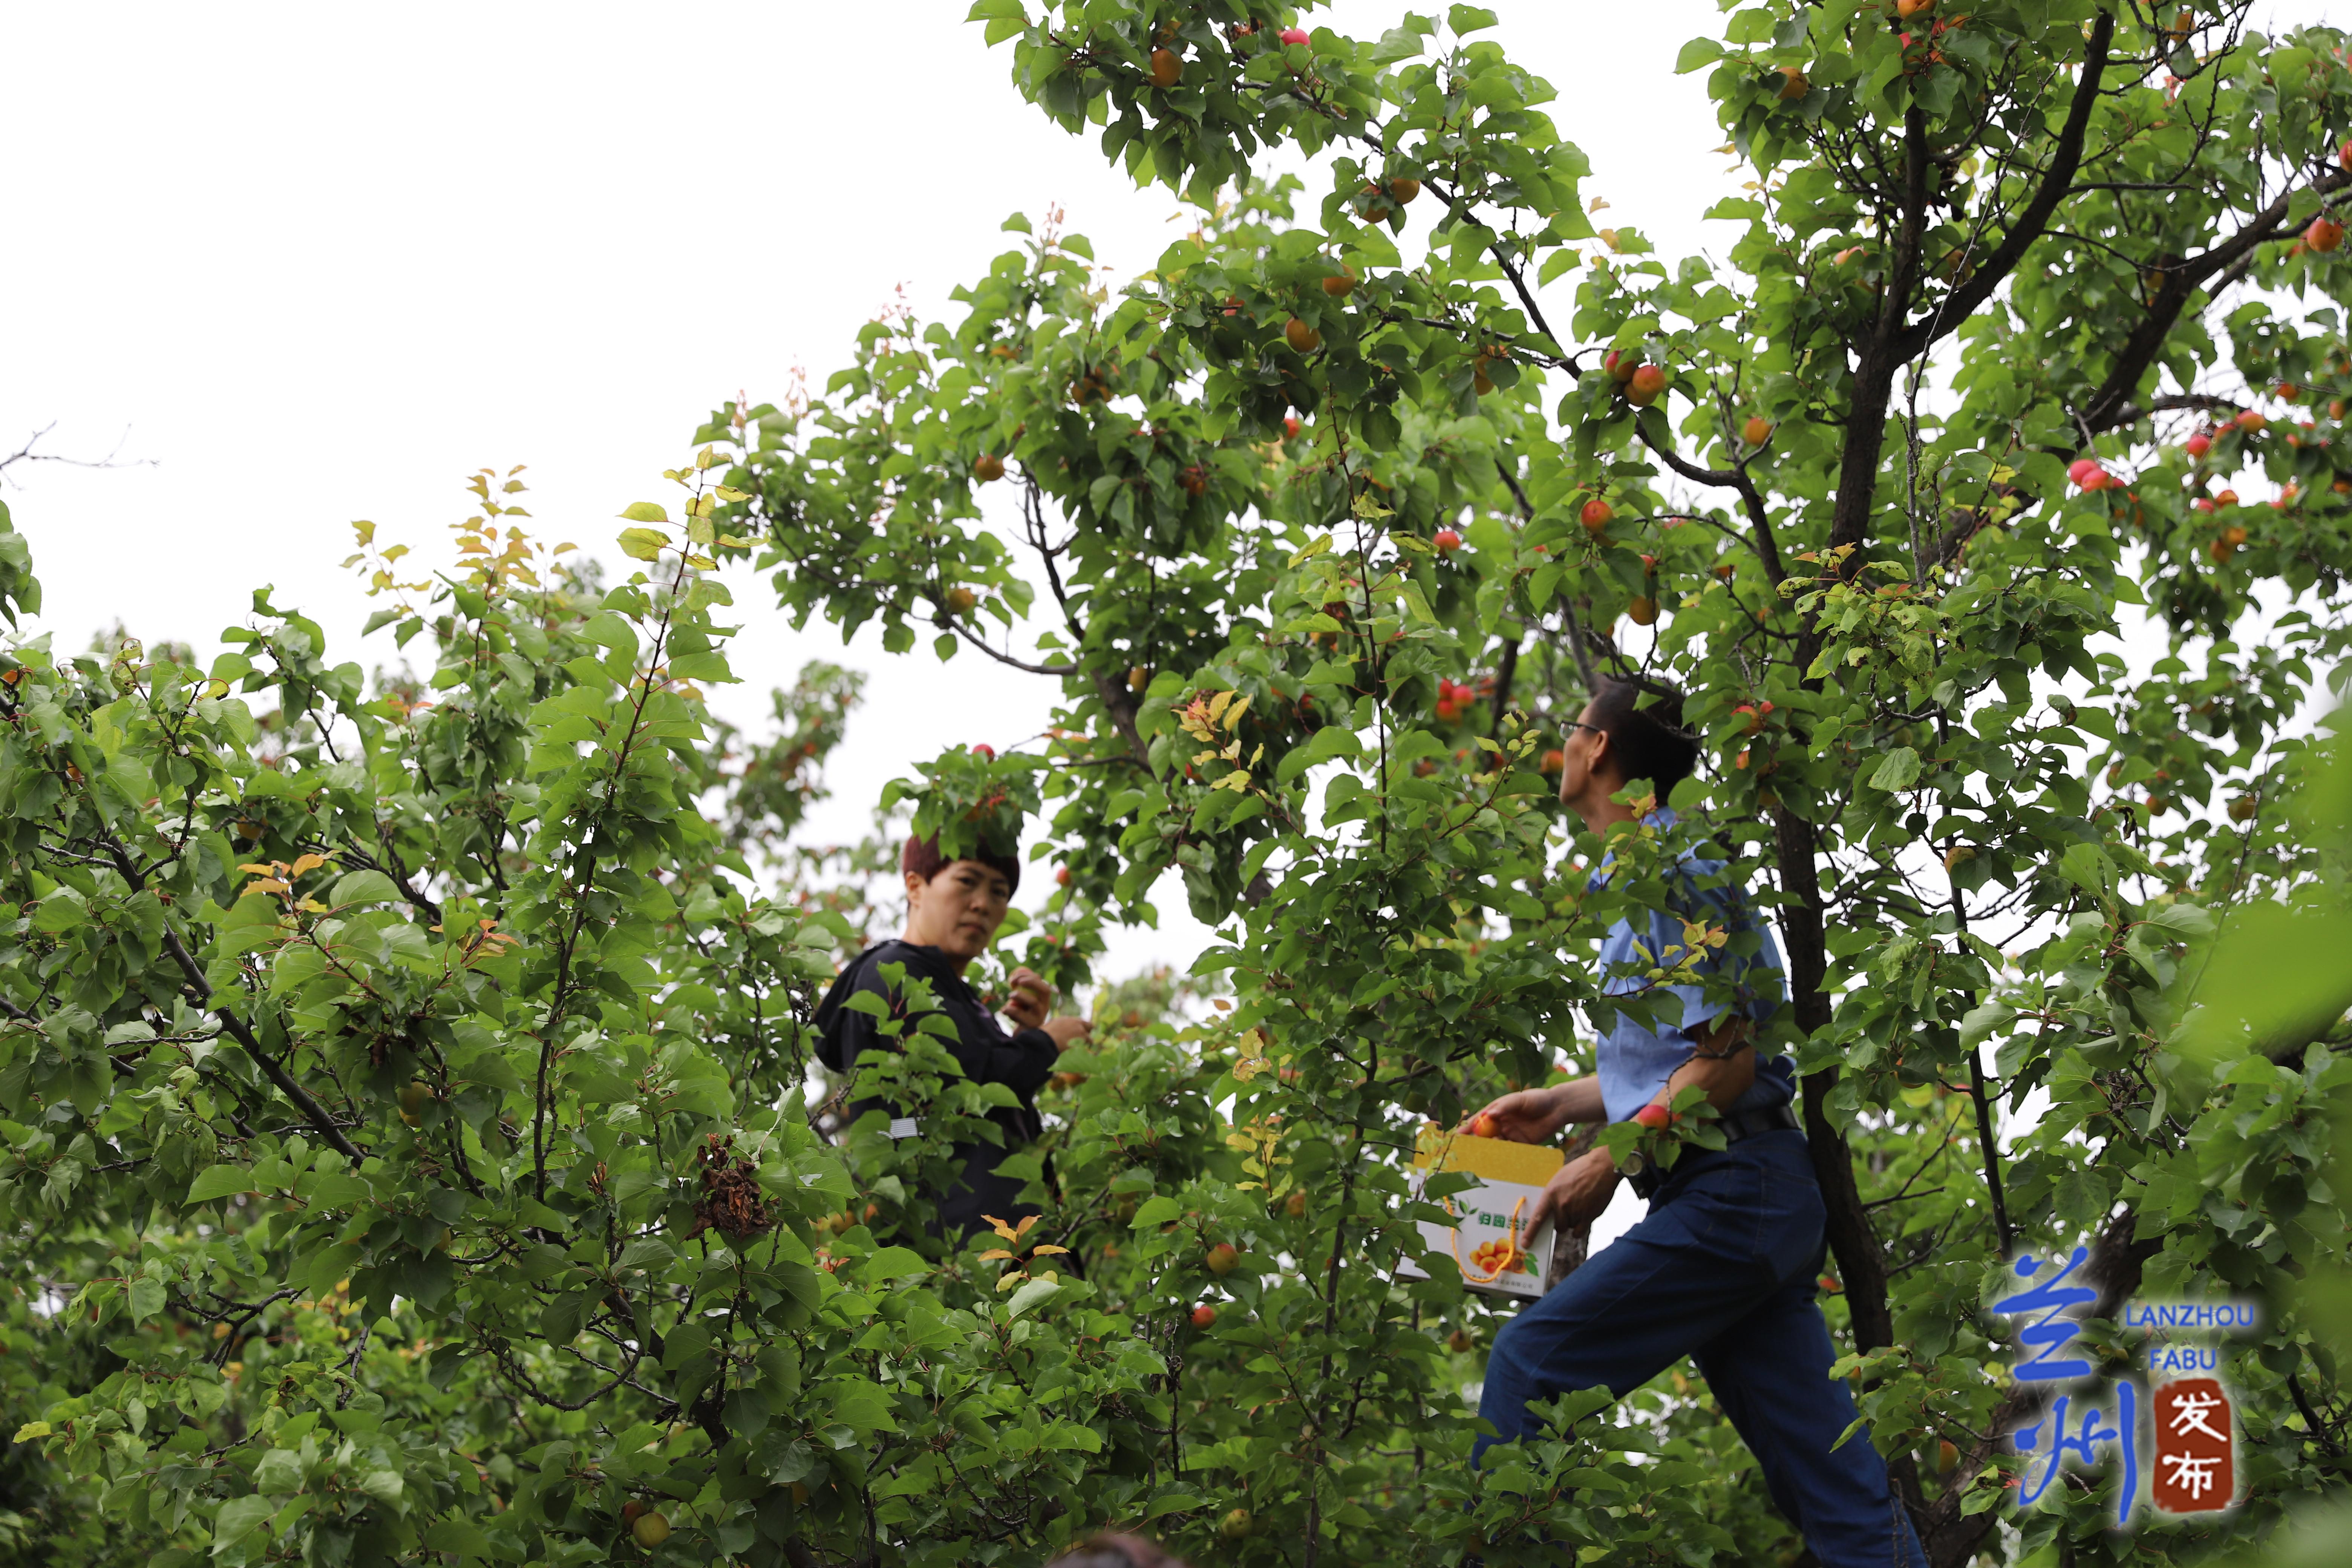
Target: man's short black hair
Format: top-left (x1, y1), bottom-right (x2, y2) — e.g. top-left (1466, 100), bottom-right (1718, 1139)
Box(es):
top-left (902, 833), bottom-right (1022, 896)
top-left (1587, 678), bottom-right (1700, 799)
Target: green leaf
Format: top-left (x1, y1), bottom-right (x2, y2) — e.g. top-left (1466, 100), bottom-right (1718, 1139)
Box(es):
top-left (1130, 1194), bottom-right (1181, 1229)
top-left (328, 870), bottom-right (401, 907)
top-left (1005, 1275), bottom-right (1061, 1318)
top-left (186, 1165), bottom-right (256, 1203)
top-left (860, 1246), bottom-right (931, 1285)
top-left (1866, 747), bottom-right (1920, 792)
top-left (2179, 899), bottom-right (2352, 1064)
top-left (617, 527), bottom-right (670, 561)
top-left (212, 1494), bottom-right (276, 1551)
top-left (421, 1520), bottom-right (496, 1559)
top-left (1675, 37), bottom-right (1723, 74)
top-left (618, 501), bottom-right (670, 523)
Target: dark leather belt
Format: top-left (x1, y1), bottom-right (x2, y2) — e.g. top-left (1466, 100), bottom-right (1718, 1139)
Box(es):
top-left (1623, 1101), bottom-right (1801, 1200)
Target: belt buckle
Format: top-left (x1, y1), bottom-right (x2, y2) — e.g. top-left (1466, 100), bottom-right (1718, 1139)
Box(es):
top-left (1622, 1149), bottom-right (1663, 1200)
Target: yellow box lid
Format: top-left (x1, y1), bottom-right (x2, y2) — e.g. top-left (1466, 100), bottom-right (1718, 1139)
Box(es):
top-left (1413, 1124), bottom-right (1564, 1187)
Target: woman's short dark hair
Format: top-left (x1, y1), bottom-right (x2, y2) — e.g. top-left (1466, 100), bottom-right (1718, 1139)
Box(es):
top-left (1586, 678), bottom-right (1700, 799)
top-left (902, 833), bottom-right (1023, 896)
top-left (1046, 1535), bottom-right (1185, 1568)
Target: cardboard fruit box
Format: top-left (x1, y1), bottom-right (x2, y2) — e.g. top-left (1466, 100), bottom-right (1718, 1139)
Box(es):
top-left (1396, 1125), bottom-right (1561, 1301)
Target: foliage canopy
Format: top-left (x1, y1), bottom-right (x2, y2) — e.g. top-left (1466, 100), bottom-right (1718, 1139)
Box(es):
top-left (8, 3), bottom-right (2352, 1566)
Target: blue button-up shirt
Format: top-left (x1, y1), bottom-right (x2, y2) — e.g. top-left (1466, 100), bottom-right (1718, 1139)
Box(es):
top-left (1590, 808), bottom-right (1795, 1124)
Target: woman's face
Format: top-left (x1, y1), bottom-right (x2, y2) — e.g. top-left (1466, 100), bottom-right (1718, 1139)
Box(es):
top-left (904, 859), bottom-right (1014, 962)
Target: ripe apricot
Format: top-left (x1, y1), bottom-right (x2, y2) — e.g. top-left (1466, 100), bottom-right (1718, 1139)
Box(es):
top-left (1777, 67), bottom-right (1809, 101)
top-left (1285, 317), bottom-right (1322, 353)
top-left (1388, 177), bottom-right (1421, 204)
top-left (1579, 498), bottom-right (1614, 531)
top-left (1149, 47), bottom-right (1182, 87)
top-left (1626, 364), bottom-right (1667, 406)
top-left (1743, 416), bottom-right (1773, 447)
top-left (974, 453), bottom-right (1004, 482)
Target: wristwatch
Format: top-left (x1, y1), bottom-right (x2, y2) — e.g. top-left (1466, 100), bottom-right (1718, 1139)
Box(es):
top-left (1618, 1148), bottom-right (1651, 1181)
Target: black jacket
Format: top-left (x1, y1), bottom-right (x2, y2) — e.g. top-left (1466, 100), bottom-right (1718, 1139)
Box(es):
top-left (812, 940), bottom-right (1059, 1236)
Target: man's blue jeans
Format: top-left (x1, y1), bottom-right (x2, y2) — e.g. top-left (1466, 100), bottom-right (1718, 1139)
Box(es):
top-left (1475, 1129), bottom-right (1927, 1568)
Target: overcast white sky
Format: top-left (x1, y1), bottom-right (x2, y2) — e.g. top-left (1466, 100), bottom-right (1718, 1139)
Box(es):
top-left (0, 0), bottom-right (1761, 967)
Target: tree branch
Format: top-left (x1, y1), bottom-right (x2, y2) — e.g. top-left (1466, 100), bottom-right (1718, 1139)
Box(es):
top-left (1894, 13), bottom-right (2117, 359)
top-left (2081, 162), bottom-right (2352, 434)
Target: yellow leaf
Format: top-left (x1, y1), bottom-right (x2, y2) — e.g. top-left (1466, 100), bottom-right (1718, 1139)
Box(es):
top-left (976, 1248), bottom-right (1015, 1261)
top-left (287, 853), bottom-right (328, 877)
top-left (619, 501), bottom-right (670, 524)
top-left (1014, 1214), bottom-right (1039, 1239)
top-left (1029, 1244), bottom-right (1070, 1256)
top-left (12, 1422), bottom-right (50, 1443)
top-left (983, 1214), bottom-right (1018, 1240)
top-left (994, 1271), bottom-right (1026, 1291)
top-left (1223, 695), bottom-right (1251, 730)
top-left (617, 528), bottom-right (670, 562)
top-left (1208, 690), bottom-right (1234, 725)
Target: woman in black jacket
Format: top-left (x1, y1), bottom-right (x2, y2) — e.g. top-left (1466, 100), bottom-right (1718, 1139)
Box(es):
top-left (812, 834), bottom-right (1089, 1237)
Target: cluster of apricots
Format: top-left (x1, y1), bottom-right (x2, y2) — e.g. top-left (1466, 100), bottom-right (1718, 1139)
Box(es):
top-left (1433, 675), bottom-right (1492, 725)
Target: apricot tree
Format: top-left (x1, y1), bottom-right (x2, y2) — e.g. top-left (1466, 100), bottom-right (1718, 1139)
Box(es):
top-left (7, 4), bottom-right (2352, 1568)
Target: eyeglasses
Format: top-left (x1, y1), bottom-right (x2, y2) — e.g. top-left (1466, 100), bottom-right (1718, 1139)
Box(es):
top-left (1563, 721), bottom-right (1603, 738)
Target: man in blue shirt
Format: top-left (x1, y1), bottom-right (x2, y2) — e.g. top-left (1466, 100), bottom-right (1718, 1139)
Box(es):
top-left (1469, 680), bottom-right (1926, 1568)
